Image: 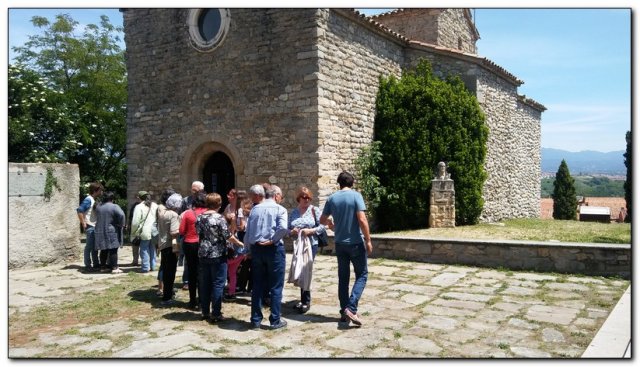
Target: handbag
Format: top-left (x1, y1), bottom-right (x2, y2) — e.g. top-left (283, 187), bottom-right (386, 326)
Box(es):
top-left (311, 207), bottom-right (329, 248)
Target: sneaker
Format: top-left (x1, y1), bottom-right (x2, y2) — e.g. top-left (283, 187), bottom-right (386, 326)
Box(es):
top-left (344, 308), bottom-right (362, 326)
top-left (156, 290), bottom-right (163, 297)
top-left (100, 267), bottom-right (111, 273)
top-left (182, 284), bottom-right (189, 290)
top-left (188, 302), bottom-right (200, 311)
top-left (84, 267), bottom-right (98, 273)
top-left (293, 302), bottom-right (303, 310)
top-left (111, 268), bottom-right (123, 274)
top-left (269, 319), bottom-right (287, 330)
top-left (300, 304), bottom-right (310, 314)
top-left (201, 314), bottom-right (210, 321)
top-left (339, 309), bottom-right (350, 323)
top-left (251, 322), bottom-right (261, 330)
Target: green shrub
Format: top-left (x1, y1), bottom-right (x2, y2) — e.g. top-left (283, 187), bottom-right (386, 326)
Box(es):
top-left (368, 59), bottom-right (488, 231)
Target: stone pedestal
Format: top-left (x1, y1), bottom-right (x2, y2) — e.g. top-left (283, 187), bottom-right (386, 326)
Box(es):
top-left (429, 178), bottom-right (455, 228)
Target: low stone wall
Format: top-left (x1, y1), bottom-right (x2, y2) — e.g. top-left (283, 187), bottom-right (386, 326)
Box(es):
top-left (8, 163), bottom-right (81, 269)
top-left (369, 236), bottom-right (630, 279)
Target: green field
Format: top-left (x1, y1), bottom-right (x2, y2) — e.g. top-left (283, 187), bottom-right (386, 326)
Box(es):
top-left (541, 175), bottom-right (625, 198)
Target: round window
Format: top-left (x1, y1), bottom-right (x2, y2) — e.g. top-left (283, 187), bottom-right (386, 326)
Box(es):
top-left (188, 9), bottom-right (230, 52)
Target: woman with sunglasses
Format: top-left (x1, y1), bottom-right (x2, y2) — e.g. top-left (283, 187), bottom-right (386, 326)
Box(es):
top-left (288, 186), bottom-right (327, 313)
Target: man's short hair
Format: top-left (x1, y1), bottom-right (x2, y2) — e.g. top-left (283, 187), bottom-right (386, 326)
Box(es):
top-left (191, 181), bottom-right (205, 191)
top-left (89, 182), bottom-right (104, 195)
top-left (249, 184), bottom-right (265, 197)
top-left (337, 171), bottom-right (355, 189)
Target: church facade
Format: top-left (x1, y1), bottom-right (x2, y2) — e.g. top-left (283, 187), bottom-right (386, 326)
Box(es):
top-left (122, 8), bottom-right (545, 221)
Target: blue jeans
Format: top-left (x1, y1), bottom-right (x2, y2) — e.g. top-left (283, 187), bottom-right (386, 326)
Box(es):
top-left (335, 243), bottom-right (368, 314)
top-left (199, 257), bottom-right (227, 317)
top-left (139, 239), bottom-right (157, 272)
top-left (83, 226), bottom-right (99, 268)
top-left (300, 245), bottom-right (318, 305)
top-left (250, 244), bottom-right (285, 325)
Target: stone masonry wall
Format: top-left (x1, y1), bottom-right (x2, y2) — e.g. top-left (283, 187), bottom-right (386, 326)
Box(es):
top-left (9, 163), bottom-right (81, 269)
top-left (315, 10), bottom-right (404, 201)
top-left (124, 9), bottom-right (323, 208)
top-left (477, 70), bottom-right (542, 221)
top-left (372, 9), bottom-right (477, 53)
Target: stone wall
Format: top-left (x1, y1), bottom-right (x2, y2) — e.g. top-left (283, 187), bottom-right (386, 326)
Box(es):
top-left (8, 163), bottom-right (81, 269)
top-left (315, 10), bottom-right (404, 200)
top-left (372, 9), bottom-right (477, 54)
top-left (477, 69), bottom-right (542, 221)
top-left (371, 236), bottom-right (630, 279)
top-left (124, 8), bottom-right (324, 208)
top-left (123, 8), bottom-right (542, 222)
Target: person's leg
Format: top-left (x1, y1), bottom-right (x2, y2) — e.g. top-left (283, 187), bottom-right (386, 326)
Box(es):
top-left (347, 242), bottom-right (368, 314)
top-left (268, 245), bottom-right (285, 325)
top-left (226, 255), bottom-right (243, 296)
top-left (184, 244), bottom-right (200, 307)
top-left (139, 240), bottom-right (151, 272)
top-left (132, 244), bottom-right (139, 265)
top-left (99, 250), bottom-right (109, 269)
top-left (198, 260), bottom-right (212, 317)
top-left (300, 245), bottom-right (318, 306)
top-left (161, 247), bottom-right (178, 301)
top-left (84, 227), bottom-right (99, 269)
top-left (108, 248), bottom-right (119, 270)
top-left (335, 244), bottom-right (351, 313)
top-left (149, 240), bottom-right (157, 271)
top-left (212, 258), bottom-right (227, 318)
top-left (250, 247), bottom-right (265, 325)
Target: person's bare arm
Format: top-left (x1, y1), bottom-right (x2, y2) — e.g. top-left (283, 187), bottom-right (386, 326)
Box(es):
top-left (356, 211), bottom-right (372, 255)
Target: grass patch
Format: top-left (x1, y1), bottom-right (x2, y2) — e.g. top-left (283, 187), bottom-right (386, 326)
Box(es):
top-left (383, 219), bottom-right (630, 244)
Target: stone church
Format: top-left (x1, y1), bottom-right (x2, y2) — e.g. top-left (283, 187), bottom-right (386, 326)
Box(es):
top-left (122, 8), bottom-right (545, 222)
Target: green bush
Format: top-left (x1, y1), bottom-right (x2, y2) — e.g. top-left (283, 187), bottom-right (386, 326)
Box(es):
top-left (552, 159), bottom-right (577, 220)
top-left (366, 59), bottom-right (488, 231)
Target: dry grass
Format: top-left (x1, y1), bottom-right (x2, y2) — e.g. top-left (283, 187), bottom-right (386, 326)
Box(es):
top-left (384, 218), bottom-right (631, 244)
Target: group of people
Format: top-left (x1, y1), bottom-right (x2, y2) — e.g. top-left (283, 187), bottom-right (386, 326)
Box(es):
top-left (76, 171), bottom-right (373, 330)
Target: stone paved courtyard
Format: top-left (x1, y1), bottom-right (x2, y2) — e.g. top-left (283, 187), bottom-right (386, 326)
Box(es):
top-left (8, 246), bottom-right (629, 358)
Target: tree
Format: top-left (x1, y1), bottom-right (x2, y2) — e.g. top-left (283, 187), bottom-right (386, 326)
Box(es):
top-left (10, 13), bottom-right (127, 199)
top-left (552, 159), bottom-right (577, 220)
top-left (368, 59), bottom-right (488, 231)
top-left (624, 130), bottom-right (631, 222)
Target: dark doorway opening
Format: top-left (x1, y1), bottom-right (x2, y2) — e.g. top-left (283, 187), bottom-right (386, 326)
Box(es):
top-left (202, 151), bottom-right (235, 212)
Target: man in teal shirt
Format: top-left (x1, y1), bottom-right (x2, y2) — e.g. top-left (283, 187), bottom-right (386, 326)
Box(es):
top-left (321, 171), bottom-right (372, 326)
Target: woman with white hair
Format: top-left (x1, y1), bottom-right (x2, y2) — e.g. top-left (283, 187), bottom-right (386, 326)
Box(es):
top-left (157, 189), bottom-right (183, 306)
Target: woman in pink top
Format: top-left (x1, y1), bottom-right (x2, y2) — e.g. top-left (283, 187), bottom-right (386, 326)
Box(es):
top-left (179, 191), bottom-right (207, 310)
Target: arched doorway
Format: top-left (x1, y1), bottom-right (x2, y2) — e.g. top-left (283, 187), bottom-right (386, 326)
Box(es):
top-left (202, 151), bottom-right (235, 211)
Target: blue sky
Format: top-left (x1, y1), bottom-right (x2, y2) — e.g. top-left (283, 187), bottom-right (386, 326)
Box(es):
top-left (6, 7), bottom-right (633, 153)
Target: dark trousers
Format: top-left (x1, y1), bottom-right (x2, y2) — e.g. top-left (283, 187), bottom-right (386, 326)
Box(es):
top-left (237, 256), bottom-right (252, 292)
top-left (250, 244), bottom-right (285, 325)
top-left (104, 248), bottom-right (118, 269)
top-left (161, 247), bottom-right (178, 301)
top-left (183, 242), bottom-right (200, 305)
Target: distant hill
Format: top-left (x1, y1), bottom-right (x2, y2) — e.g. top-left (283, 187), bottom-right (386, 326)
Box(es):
top-left (542, 148), bottom-right (626, 175)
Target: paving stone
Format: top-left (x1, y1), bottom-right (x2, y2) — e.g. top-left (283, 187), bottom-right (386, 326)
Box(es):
top-left (432, 298), bottom-right (485, 311)
top-left (500, 286), bottom-right (539, 296)
top-left (440, 327), bottom-right (483, 344)
top-left (547, 291), bottom-right (581, 299)
top-left (552, 299), bottom-right (586, 310)
top-left (525, 305), bottom-right (579, 325)
top-left (492, 302), bottom-right (525, 313)
top-left (397, 335), bottom-right (442, 355)
top-left (565, 276), bottom-right (605, 285)
top-left (507, 318), bottom-right (540, 330)
top-left (368, 265), bottom-right (399, 276)
top-left (422, 304), bottom-right (477, 317)
top-left (401, 293), bottom-right (433, 306)
top-left (573, 317), bottom-right (597, 327)
top-left (274, 345), bottom-right (334, 358)
top-left (511, 272), bottom-right (557, 282)
top-left (389, 283), bottom-right (440, 295)
top-left (325, 328), bottom-right (394, 353)
top-left (441, 291), bottom-right (493, 302)
top-left (429, 272), bottom-right (467, 287)
top-left (417, 315), bottom-right (459, 331)
top-left (8, 347), bottom-right (46, 357)
top-left (458, 277), bottom-right (502, 287)
top-left (475, 309), bottom-right (515, 323)
top-left (402, 269), bottom-right (437, 278)
top-left (171, 350), bottom-right (219, 358)
top-left (510, 346), bottom-right (552, 358)
top-left (361, 347), bottom-right (396, 358)
top-left (545, 282), bottom-right (590, 292)
top-left (38, 332), bottom-right (91, 347)
top-left (450, 285), bottom-right (500, 295)
top-left (506, 279), bottom-right (540, 288)
top-left (75, 339), bottom-right (114, 353)
top-left (455, 343), bottom-right (509, 358)
top-left (443, 265), bottom-right (476, 274)
top-left (79, 320), bottom-right (131, 335)
top-left (113, 331), bottom-right (206, 358)
top-left (541, 327), bottom-right (565, 343)
top-left (475, 270), bottom-right (508, 280)
top-left (465, 320), bottom-right (500, 333)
